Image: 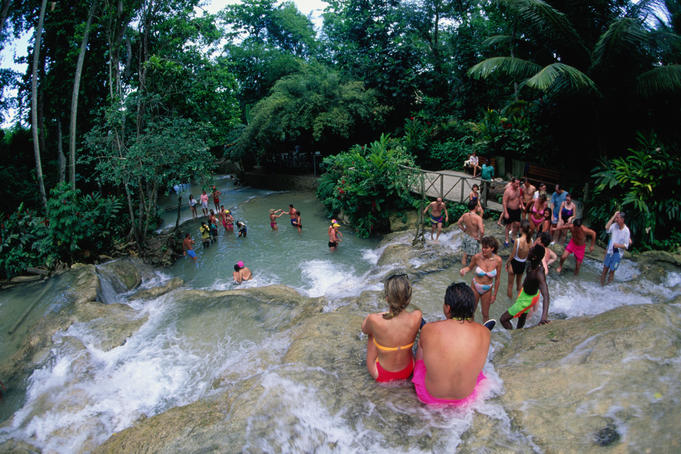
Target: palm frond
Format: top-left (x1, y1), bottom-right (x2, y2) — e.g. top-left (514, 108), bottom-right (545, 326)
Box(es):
top-left (592, 18), bottom-right (649, 69)
top-left (482, 34), bottom-right (513, 48)
top-left (503, 0), bottom-right (584, 47)
top-left (524, 63), bottom-right (599, 94)
top-left (637, 64), bottom-right (681, 96)
top-left (467, 56), bottom-right (542, 80)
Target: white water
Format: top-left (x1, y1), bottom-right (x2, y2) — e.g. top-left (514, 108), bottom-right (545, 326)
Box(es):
top-left (1, 186), bottom-right (679, 452)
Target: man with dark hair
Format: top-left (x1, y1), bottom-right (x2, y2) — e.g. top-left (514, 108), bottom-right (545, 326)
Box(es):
top-left (500, 245), bottom-right (550, 329)
top-left (555, 218), bottom-right (596, 275)
top-left (412, 282), bottom-right (491, 406)
top-left (502, 177), bottom-right (522, 247)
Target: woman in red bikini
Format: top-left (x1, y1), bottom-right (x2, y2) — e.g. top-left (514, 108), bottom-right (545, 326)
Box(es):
top-left (361, 274), bottom-right (422, 382)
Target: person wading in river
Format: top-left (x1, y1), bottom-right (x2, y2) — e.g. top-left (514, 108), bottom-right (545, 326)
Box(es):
top-left (555, 219), bottom-right (596, 276)
top-left (423, 197), bottom-right (449, 242)
top-left (503, 178), bottom-right (522, 247)
top-left (457, 199), bottom-right (484, 266)
top-left (500, 245), bottom-right (550, 329)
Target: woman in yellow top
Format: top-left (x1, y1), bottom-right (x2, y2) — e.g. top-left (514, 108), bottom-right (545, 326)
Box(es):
top-left (361, 274), bottom-right (422, 382)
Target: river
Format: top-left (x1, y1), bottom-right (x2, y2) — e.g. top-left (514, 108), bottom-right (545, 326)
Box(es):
top-left (0, 178), bottom-right (679, 453)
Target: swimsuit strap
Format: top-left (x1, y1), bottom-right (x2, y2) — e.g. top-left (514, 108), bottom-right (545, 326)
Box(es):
top-left (372, 337), bottom-right (415, 352)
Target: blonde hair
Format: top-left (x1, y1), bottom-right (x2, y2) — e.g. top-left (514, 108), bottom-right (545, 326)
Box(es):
top-left (383, 274), bottom-right (412, 319)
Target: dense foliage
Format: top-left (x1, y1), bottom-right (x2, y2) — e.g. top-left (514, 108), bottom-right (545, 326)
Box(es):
top-left (317, 135), bottom-right (417, 238)
top-left (1, 0), bottom-right (680, 259)
top-left (589, 133), bottom-right (681, 250)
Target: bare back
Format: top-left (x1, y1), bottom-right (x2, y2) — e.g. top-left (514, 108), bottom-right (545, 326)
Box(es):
top-left (459, 211), bottom-right (483, 240)
top-left (420, 319), bottom-right (490, 399)
top-left (363, 310), bottom-right (422, 371)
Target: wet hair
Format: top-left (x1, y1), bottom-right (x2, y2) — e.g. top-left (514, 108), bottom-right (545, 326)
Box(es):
top-left (472, 184), bottom-right (479, 191)
top-left (185, 233), bottom-right (190, 238)
top-left (573, 218), bottom-right (583, 227)
top-left (289, 204), bottom-right (294, 208)
top-left (481, 235), bottom-right (499, 253)
top-left (468, 199), bottom-right (478, 211)
top-left (543, 208), bottom-right (551, 218)
top-left (382, 274), bottom-right (412, 319)
top-left (519, 219), bottom-right (531, 242)
top-left (565, 192), bottom-right (571, 200)
top-left (539, 232), bottom-right (552, 247)
top-left (528, 245), bottom-right (545, 269)
top-left (444, 282), bottom-right (475, 320)
top-left (210, 209), bottom-right (215, 215)
top-left (234, 264), bottom-right (241, 271)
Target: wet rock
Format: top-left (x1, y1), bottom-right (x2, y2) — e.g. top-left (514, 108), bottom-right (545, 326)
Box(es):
top-left (0, 439), bottom-right (40, 454)
top-left (594, 423), bottom-right (620, 446)
top-left (637, 250), bottom-right (681, 267)
top-left (70, 302), bottom-right (149, 351)
top-left (389, 210), bottom-right (419, 232)
top-left (97, 258), bottom-right (143, 293)
top-left (9, 275), bottom-right (42, 283)
top-left (377, 243), bottom-right (413, 267)
top-left (492, 302), bottom-right (681, 453)
top-left (66, 263), bottom-right (100, 304)
top-left (130, 277), bottom-right (184, 300)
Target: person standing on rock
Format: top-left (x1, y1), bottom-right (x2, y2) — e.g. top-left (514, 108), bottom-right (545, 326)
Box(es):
top-left (500, 245), bottom-right (550, 329)
top-left (555, 219), bottom-right (596, 275)
top-left (362, 274), bottom-right (422, 382)
top-left (457, 199), bottom-right (484, 266)
top-left (460, 236), bottom-right (502, 323)
top-left (189, 194), bottom-right (198, 219)
top-left (423, 197), bottom-right (449, 241)
top-left (503, 178), bottom-right (522, 247)
top-left (600, 211), bottom-right (631, 286)
top-left (183, 233), bottom-right (197, 260)
top-left (412, 282), bottom-right (490, 405)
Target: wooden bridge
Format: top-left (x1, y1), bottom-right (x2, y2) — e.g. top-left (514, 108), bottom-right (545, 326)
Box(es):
top-left (402, 166), bottom-right (503, 212)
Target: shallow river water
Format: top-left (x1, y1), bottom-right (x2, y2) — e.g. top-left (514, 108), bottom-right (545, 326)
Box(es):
top-left (1, 179), bottom-right (680, 453)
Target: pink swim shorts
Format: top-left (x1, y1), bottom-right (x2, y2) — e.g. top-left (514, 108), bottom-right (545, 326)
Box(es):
top-left (565, 239), bottom-right (586, 263)
top-left (412, 360), bottom-right (485, 406)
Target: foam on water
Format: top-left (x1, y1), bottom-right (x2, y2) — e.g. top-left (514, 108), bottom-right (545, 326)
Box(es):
top-left (299, 259), bottom-right (382, 300)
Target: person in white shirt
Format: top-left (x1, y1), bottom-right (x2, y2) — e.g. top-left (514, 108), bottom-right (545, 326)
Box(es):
top-left (600, 211), bottom-right (631, 285)
top-left (465, 152), bottom-right (481, 177)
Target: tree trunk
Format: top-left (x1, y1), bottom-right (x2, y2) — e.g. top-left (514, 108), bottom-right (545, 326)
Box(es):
top-left (69, 0), bottom-right (97, 190)
top-left (175, 191), bottom-right (182, 231)
top-left (57, 119), bottom-right (65, 183)
top-left (0, 0), bottom-right (12, 37)
top-left (31, 0), bottom-right (49, 213)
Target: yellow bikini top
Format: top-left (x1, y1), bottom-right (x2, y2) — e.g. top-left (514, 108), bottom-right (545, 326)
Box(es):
top-left (373, 337), bottom-right (415, 352)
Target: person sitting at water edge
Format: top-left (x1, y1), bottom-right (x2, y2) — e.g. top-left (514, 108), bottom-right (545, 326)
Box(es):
top-left (233, 261), bottom-right (252, 283)
top-left (412, 282), bottom-right (490, 405)
top-left (361, 274), bottom-right (422, 382)
top-left (460, 236), bottom-right (502, 323)
top-left (423, 197), bottom-right (448, 241)
top-left (269, 209), bottom-right (285, 231)
top-left (457, 199), bottom-right (484, 266)
top-left (183, 233), bottom-right (197, 260)
top-left (500, 245), bottom-right (550, 329)
top-left (328, 222), bottom-right (343, 251)
top-left (464, 151), bottom-right (481, 177)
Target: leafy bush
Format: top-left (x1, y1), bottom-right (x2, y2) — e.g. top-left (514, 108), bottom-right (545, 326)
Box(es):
top-left (0, 205), bottom-right (53, 279)
top-left (0, 184), bottom-right (124, 279)
top-left (317, 134), bottom-right (418, 237)
top-left (589, 132), bottom-right (681, 250)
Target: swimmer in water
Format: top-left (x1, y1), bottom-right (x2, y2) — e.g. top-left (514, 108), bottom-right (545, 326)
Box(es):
top-left (361, 274), bottom-right (422, 382)
top-left (500, 245), bottom-right (550, 329)
top-left (233, 261), bottom-right (252, 283)
top-left (269, 209), bottom-right (285, 231)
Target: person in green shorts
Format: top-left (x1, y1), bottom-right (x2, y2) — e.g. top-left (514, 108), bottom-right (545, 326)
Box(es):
top-left (500, 245), bottom-right (551, 329)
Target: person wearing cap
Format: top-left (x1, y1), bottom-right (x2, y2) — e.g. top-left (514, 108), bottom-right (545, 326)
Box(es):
top-left (224, 209), bottom-right (234, 231)
top-left (600, 211), bottom-right (630, 285)
top-left (269, 208), bottom-right (285, 231)
top-left (328, 222), bottom-right (343, 251)
top-left (233, 261), bottom-right (252, 283)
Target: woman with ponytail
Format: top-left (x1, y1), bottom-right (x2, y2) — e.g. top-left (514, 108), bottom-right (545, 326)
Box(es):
top-left (361, 274), bottom-right (422, 382)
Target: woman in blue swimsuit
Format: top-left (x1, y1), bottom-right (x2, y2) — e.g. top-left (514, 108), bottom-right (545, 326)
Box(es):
top-left (554, 193), bottom-right (576, 243)
top-left (460, 236), bottom-right (503, 323)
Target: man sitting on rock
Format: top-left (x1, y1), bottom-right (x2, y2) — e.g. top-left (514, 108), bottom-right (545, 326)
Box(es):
top-left (412, 282), bottom-right (491, 405)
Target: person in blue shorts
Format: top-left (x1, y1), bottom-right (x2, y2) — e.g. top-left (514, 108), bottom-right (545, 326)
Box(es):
top-left (183, 233), bottom-right (197, 260)
top-left (600, 211), bottom-right (631, 285)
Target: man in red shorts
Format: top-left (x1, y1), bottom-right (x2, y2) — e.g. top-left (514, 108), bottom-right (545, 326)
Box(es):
top-left (555, 219), bottom-right (596, 276)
